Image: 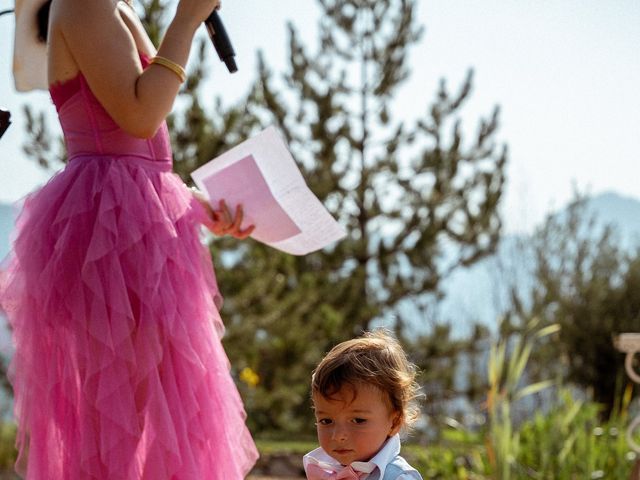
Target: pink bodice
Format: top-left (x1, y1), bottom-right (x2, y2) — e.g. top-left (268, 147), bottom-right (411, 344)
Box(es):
top-left (49, 53), bottom-right (172, 171)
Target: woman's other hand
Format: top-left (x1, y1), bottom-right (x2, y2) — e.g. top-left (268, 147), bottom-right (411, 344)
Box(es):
top-left (207, 199), bottom-right (255, 239)
top-left (192, 189), bottom-right (254, 239)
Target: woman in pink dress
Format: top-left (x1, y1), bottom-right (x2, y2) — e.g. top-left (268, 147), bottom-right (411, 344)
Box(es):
top-left (1, 0), bottom-right (259, 478)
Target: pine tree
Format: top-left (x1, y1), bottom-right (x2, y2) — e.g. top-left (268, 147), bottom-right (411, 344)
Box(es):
top-left (218, 0), bottom-right (507, 434)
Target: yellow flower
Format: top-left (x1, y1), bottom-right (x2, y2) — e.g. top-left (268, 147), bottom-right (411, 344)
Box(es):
top-left (240, 367), bottom-right (260, 387)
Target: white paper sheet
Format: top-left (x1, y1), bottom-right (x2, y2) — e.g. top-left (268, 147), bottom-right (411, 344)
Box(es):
top-left (191, 126), bottom-right (346, 255)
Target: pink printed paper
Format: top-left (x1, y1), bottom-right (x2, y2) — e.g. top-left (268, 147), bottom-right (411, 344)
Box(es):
top-left (201, 155), bottom-right (302, 243)
top-left (191, 126), bottom-right (346, 255)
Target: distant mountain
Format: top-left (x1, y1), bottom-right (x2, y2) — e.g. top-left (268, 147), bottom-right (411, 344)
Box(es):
top-left (0, 203), bottom-right (15, 260)
top-left (437, 191), bottom-right (640, 336)
top-left (0, 202), bottom-right (16, 382)
top-left (585, 191), bottom-right (640, 247)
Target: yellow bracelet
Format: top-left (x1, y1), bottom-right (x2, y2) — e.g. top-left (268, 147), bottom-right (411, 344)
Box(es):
top-left (151, 55), bottom-right (186, 83)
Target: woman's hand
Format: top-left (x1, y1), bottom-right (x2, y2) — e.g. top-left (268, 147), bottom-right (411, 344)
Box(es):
top-left (192, 189), bottom-right (255, 239)
top-left (175, 0), bottom-right (221, 26)
top-left (206, 199), bottom-right (255, 239)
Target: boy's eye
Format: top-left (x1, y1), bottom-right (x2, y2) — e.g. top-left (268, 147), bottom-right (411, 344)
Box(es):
top-left (352, 418), bottom-right (367, 424)
top-left (317, 418), bottom-right (333, 426)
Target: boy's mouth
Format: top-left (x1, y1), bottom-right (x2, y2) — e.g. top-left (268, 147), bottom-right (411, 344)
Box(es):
top-left (333, 448), bottom-right (353, 455)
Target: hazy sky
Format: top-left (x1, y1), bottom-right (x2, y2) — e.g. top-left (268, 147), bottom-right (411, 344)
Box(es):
top-left (0, 0), bottom-right (639, 233)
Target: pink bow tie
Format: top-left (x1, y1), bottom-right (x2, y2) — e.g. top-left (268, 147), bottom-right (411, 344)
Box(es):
top-left (306, 463), bottom-right (370, 480)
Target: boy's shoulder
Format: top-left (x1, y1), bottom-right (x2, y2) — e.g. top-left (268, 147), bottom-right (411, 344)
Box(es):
top-left (379, 454), bottom-right (423, 480)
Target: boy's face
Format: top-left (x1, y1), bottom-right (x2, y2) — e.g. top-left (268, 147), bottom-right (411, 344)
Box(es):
top-left (312, 382), bottom-right (401, 465)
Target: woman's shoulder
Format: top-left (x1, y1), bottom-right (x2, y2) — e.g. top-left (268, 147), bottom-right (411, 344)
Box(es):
top-left (55, 0), bottom-right (144, 34)
top-left (54, 0), bottom-right (113, 17)
top-left (51, 0), bottom-right (152, 56)
top-left (51, 0), bottom-right (115, 35)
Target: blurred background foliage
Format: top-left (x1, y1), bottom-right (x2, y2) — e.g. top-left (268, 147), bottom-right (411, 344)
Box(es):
top-left (7, 0), bottom-right (640, 477)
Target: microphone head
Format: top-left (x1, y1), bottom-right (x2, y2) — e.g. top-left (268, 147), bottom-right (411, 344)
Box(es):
top-left (205, 10), bottom-right (238, 74)
top-left (224, 57), bottom-right (238, 73)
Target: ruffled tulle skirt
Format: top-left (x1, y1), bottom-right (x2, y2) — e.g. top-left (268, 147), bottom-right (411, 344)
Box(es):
top-left (0, 155), bottom-right (258, 479)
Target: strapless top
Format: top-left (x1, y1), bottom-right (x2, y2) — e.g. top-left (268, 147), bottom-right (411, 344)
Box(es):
top-left (49, 52), bottom-right (172, 169)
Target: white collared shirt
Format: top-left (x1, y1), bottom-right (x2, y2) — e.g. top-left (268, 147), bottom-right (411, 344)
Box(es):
top-left (303, 434), bottom-right (418, 479)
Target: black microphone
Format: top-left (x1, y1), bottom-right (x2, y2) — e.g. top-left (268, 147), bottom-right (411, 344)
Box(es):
top-left (205, 10), bottom-right (237, 73)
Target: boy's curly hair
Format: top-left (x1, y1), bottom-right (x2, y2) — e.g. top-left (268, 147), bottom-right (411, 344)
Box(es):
top-left (311, 329), bottom-right (422, 429)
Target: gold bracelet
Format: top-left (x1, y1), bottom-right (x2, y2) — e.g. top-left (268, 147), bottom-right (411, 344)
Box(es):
top-left (151, 55), bottom-right (186, 83)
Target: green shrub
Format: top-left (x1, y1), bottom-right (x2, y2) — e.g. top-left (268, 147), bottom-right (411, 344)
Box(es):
top-left (516, 390), bottom-right (636, 478)
top-left (403, 442), bottom-right (489, 479)
top-left (0, 423), bottom-right (16, 475)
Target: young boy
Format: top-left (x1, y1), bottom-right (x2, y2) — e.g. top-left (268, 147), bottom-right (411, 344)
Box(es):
top-left (304, 330), bottom-right (423, 479)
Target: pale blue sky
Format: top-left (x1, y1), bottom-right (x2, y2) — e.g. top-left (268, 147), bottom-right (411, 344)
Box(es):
top-left (0, 0), bottom-right (639, 233)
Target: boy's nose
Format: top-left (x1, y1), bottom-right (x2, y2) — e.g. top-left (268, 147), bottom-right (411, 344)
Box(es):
top-left (331, 425), bottom-right (348, 442)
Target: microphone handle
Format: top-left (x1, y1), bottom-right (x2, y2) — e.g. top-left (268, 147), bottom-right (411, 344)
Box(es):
top-left (205, 10), bottom-right (238, 73)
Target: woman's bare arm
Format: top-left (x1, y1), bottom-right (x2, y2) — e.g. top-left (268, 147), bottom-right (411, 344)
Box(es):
top-left (50, 0), bottom-right (218, 138)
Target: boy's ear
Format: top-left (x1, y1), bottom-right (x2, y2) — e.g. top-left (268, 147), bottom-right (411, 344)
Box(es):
top-left (389, 411), bottom-right (402, 437)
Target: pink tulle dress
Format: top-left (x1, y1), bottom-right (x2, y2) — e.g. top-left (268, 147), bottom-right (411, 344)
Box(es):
top-left (0, 53), bottom-right (258, 479)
